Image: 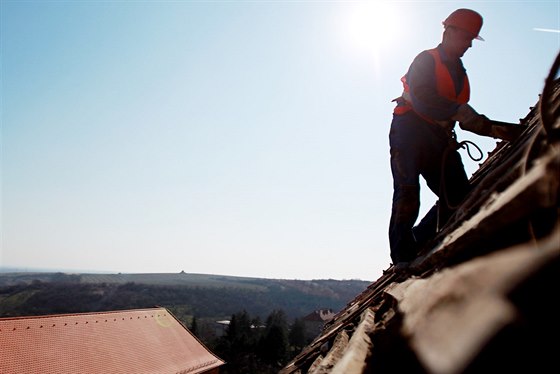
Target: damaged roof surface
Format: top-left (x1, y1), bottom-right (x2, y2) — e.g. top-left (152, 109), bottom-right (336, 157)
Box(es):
top-left (281, 55), bottom-right (560, 374)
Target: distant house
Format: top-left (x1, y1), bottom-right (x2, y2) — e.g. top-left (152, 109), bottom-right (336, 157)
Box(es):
top-left (0, 307), bottom-right (225, 374)
top-left (302, 308), bottom-right (335, 340)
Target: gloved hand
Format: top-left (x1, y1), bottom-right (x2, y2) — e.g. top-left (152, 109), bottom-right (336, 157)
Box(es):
top-left (487, 122), bottom-right (525, 142)
top-left (452, 104), bottom-right (523, 141)
top-left (452, 104), bottom-right (492, 135)
top-left (460, 115), bottom-right (524, 141)
top-left (458, 114), bottom-right (493, 137)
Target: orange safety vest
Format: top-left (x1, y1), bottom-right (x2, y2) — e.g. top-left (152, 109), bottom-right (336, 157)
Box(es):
top-left (393, 48), bottom-right (470, 120)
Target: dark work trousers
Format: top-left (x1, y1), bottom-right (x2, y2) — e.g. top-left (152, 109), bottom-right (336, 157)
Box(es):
top-left (388, 111), bottom-right (471, 263)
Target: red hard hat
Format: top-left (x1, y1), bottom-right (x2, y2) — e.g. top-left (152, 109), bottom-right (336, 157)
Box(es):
top-left (443, 9), bottom-right (484, 41)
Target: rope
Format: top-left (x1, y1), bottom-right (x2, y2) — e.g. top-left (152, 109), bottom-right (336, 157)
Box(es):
top-left (458, 140), bottom-right (483, 162)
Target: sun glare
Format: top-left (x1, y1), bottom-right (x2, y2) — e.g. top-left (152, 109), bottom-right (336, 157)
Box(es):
top-left (337, 2), bottom-right (401, 65)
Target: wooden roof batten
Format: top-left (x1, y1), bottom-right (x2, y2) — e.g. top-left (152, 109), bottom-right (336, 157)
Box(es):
top-left (281, 52), bottom-right (560, 374)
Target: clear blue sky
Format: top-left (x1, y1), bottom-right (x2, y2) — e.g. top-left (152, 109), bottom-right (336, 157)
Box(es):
top-left (1, 0), bottom-right (558, 281)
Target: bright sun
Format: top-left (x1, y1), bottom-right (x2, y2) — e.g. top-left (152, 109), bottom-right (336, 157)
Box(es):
top-left (337, 2), bottom-right (401, 61)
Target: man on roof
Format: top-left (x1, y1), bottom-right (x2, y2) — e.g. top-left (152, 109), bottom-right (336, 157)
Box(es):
top-left (388, 9), bottom-right (522, 268)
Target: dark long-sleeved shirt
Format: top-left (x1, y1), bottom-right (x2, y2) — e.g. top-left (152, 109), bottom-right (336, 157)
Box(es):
top-left (405, 44), bottom-right (467, 121)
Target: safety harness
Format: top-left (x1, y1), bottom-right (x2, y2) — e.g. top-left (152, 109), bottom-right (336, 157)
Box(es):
top-left (393, 48), bottom-right (470, 122)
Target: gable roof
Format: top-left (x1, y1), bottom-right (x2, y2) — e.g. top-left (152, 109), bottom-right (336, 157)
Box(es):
top-left (0, 307), bottom-right (224, 374)
top-left (281, 58), bottom-right (560, 374)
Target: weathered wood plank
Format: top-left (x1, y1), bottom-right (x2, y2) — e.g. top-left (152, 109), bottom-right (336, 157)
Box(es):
top-left (308, 330), bottom-right (349, 374)
top-left (414, 146), bottom-right (560, 272)
top-left (331, 308), bottom-right (376, 374)
top-left (386, 228), bottom-right (560, 374)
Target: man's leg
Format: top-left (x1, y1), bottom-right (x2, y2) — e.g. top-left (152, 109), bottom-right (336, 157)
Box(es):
top-left (441, 149), bottom-right (471, 208)
top-left (412, 203), bottom-right (439, 248)
top-left (414, 147), bottom-right (471, 247)
top-left (388, 113), bottom-right (424, 264)
top-left (389, 184), bottom-right (420, 263)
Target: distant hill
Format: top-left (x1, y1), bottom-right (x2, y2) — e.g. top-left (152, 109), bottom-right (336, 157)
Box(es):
top-left (0, 271), bottom-right (370, 323)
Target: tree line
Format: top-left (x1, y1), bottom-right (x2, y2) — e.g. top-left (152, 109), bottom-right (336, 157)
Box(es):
top-left (0, 277), bottom-right (354, 372)
top-left (0, 278), bottom-right (356, 321)
top-left (205, 309), bottom-right (309, 374)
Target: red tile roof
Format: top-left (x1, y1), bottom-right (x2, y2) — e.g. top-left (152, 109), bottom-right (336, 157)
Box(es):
top-left (0, 307), bottom-right (224, 374)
